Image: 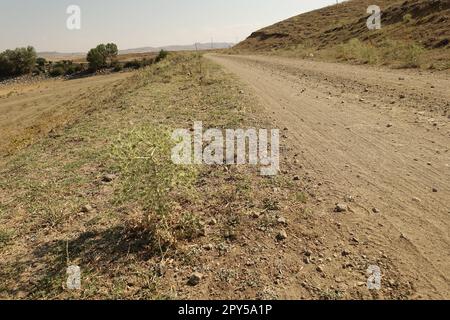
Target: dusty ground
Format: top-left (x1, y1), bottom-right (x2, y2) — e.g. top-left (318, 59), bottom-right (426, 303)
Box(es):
top-left (0, 53), bottom-right (448, 300)
top-left (0, 72), bottom-right (133, 157)
top-left (207, 54), bottom-right (450, 299)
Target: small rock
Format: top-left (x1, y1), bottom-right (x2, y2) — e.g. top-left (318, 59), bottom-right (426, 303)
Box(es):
top-left (276, 230), bottom-right (288, 241)
top-left (386, 123), bottom-right (393, 128)
top-left (239, 90), bottom-right (244, 94)
top-left (398, 77), bottom-right (405, 81)
top-left (388, 279), bottom-right (396, 287)
top-left (293, 175), bottom-right (301, 181)
top-left (342, 250), bottom-right (351, 257)
top-left (399, 94), bottom-right (406, 99)
top-left (245, 261), bottom-right (256, 267)
top-left (372, 208), bottom-right (381, 214)
top-left (156, 262), bottom-right (167, 276)
top-left (316, 266), bottom-right (324, 273)
top-left (432, 188), bottom-right (438, 193)
top-left (208, 218), bottom-right (217, 225)
top-left (412, 197), bottom-right (422, 203)
top-left (102, 174), bottom-right (116, 183)
top-left (357, 281), bottom-right (366, 287)
top-left (277, 217), bottom-right (288, 225)
top-left (335, 203), bottom-right (348, 213)
top-left (224, 230), bottom-right (237, 241)
top-left (203, 244), bottom-right (214, 251)
top-left (251, 212), bottom-right (262, 219)
top-left (188, 272), bottom-right (203, 286)
top-left (81, 204), bottom-right (93, 213)
top-left (351, 237), bottom-right (360, 244)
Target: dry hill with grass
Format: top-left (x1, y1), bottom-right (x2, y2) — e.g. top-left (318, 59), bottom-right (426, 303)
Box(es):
top-left (234, 0), bottom-right (450, 69)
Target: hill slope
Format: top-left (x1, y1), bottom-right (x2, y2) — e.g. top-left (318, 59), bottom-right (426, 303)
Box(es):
top-left (235, 0), bottom-right (449, 68)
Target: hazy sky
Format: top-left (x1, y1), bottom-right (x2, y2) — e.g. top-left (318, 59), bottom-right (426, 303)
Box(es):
top-left (0, 0), bottom-right (338, 52)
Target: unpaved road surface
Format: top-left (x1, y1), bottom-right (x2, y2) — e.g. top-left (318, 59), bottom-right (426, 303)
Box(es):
top-left (208, 54), bottom-right (450, 299)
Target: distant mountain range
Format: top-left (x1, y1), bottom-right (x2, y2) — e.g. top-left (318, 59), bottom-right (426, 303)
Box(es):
top-left (119, 42), bottom-right (234, 54)
top-left (38, 42), bottom-right (234, 59)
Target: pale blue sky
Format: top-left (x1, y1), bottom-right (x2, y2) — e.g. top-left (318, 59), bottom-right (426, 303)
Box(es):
top-left (0, 0), bottom-right (338, 52)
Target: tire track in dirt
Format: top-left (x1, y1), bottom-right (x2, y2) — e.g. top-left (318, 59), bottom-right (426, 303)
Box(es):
top-left (207, 54), bottom-right (450, 298)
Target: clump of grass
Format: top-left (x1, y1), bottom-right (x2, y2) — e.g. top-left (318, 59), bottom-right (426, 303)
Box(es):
top-left (295, 191), bottom-right (308, 204)
top-left (262, 198), bottom-right (280, 211)
top-left (0, 228), bottom-right (13, 248)
top-left (379, 39), bottom-right (424, 68)
top-left (403, 13), bottom-right (413, 24)
top-left (334, 38), bottom-right (424, 68)
top-left (112, 125), bottom-right (197, 248)
top-left (336, 38), bottom-right (378, 64)
top-left (176, 212), bottom-right (204, 241)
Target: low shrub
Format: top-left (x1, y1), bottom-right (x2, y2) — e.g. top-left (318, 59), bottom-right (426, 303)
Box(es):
top-left (155, 49), bottom-right (169, 63)
top-left (124, 60), bottom-right (143, 69)
top-left (333, 38), bottom-right (424, 68)
top-left (112, 126), bottom-right (197, 247)
top-left (112, 62), bottom-right (124, 72)
top-left (403, 13), bottom-right (413, 23)
top-left (380, 40), bottom-right (424, 68)
top-left (336, 38), bottom-right (378, 64)
top-left (49, 66), bottom-right (65, 77)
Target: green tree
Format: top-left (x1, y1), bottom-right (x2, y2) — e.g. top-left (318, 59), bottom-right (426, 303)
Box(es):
top-left (105, 43), bottom-right (118, 61)
top-left (86, 43), bottom-right (119, 70)
top-left (87, 48), bottom-right (106, 71)
top-left (0, 46), bottom-right (37, 77)
top-left (36, 57), bottom-right (47, 67)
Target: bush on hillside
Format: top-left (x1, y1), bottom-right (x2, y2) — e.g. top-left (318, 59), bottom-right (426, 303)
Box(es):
top-left (155, 49), bottom-right (169, 63)
top-left (124, 60), bottom-right (143, 69)
top-left (336, 38), bottom-right (378, 64)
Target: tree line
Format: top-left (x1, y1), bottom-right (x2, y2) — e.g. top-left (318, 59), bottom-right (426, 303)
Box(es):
top-left (0, 43), bottom-right (168, 79)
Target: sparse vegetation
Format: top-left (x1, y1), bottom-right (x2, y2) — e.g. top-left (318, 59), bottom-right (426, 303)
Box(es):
top-left (403, 13), bottom-right (413, 23)
top-left (0, 53), bottom-right (308, 299)
top-left (112, 125), bottom-right (197, 238)
top-left (332, 38), bottom-right (424, 68)
top-left (295, 192), bottom-right (308, 204)
top-left (0, 229), bottom-right (13, 248)
top-left (336, 38), bottom-right (378, 65)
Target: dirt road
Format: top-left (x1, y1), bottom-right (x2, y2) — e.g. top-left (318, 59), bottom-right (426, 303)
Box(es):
top-left (208, 54), bottom-right (450, 298)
